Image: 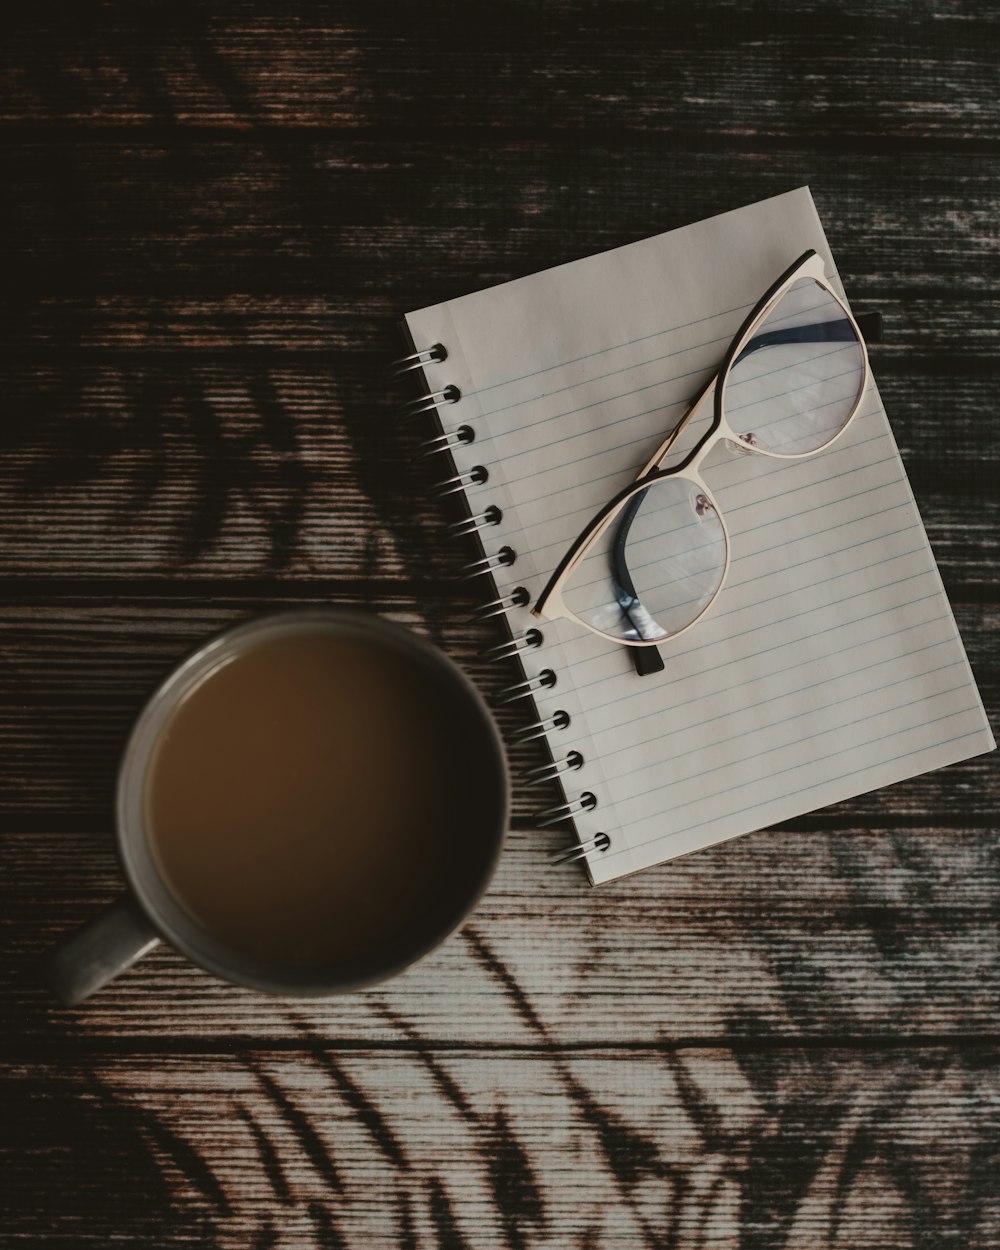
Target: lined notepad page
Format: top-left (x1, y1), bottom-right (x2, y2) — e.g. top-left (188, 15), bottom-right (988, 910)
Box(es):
top-left (406, 188), bottom-right (994, 883)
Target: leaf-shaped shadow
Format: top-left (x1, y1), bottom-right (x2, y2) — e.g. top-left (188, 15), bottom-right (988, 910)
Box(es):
top-left (0, 1067), bottom-right (214, 1246)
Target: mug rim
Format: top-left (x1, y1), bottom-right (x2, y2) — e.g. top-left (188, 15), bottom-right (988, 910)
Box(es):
top-left (114, 608), bottom-right (509, 996)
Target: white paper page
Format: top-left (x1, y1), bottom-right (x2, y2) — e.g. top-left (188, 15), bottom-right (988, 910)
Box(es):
top-left (406, 188), bottom-right (994, 884)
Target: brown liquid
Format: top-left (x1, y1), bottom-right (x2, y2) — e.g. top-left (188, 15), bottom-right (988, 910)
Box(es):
top-left (145, 629), bottom-right (492, 969)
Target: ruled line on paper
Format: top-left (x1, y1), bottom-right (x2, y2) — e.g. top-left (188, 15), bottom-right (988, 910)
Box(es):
top-left (567, 578), bottom-right (945, 713)
top-left (611, 701), bottom-right (982, 837)
top-left (461, 297), bottom-right (758, 400)
top-left (551, 592), bottom-right (948, 725)
top-left (611, 682), bottom-right (975, 818)
top-left (464, 262), bottom-right (839, 402)
top-left (605, 719), bottom-right (986, 863)
top-left (488, 412), bottom-right (892, 552)
top-left (555, 470), bottom-right (915, 602)
top-left (478, 308), bottom-right (844, 441)
top-left (599, 653), bottom-right (967, 787)
top-left (581, 600), bottom-right (953, 753)
top-left (492, 384), bottom-right (881, 498)
top-left (600, 721), bottom-right (989, 873)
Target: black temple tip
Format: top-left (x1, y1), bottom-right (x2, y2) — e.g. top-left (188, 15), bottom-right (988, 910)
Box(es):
top-left (856, 310), bottom-right (884, 344)
top-left (632, 646), bottom-right (665, 676)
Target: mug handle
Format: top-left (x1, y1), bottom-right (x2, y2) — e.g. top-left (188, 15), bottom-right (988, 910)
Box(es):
top-left (41, 894), bottom-right (161, 1006)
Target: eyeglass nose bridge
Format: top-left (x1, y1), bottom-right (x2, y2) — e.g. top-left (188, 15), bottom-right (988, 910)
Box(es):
top-left (682, 404), bottom-right (741, 476)
top-left (723, 432), bottom-right (759, 457)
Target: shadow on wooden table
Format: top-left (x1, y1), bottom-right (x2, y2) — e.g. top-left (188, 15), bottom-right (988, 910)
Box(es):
top-left (0, 1066), bottom-right (213, 1247)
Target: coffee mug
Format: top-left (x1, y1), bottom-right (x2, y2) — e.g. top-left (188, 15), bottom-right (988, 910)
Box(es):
top-left (41, 609), bottom-right (509, 1005)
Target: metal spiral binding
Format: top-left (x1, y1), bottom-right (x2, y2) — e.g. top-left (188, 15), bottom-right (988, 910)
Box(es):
top-left (484, 629), bottom-right (542, 662)
top-left (420, 426), bottom-right (474, 458)
top-left (523, 751), bottom-right (583, 786)
top-left (407, 385), bottom-right (461, 417)
top-left (535, 792), bottom-right (597, 828)
top-left (399, 338), bottom-right (605, 867)
top-left (550, 834), bottom-right (611, 866)
top-left (434, 465), bottom-right (488, 497)
top-left (472, 586), bottom-right (527, 618)
top-left (391, 343), bottom-right (447, 375)
top-left (461, 546), bottom-right (514, 578)
top-left (508, 709), bottom-right (570, 742)
top-left (495, 670), bottom-right (555, 704)
top-left (448, 506), bottom-right (502, 537)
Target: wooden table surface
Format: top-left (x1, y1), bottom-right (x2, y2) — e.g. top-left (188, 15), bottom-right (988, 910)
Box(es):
top-left (2, 4), bottom-right (998, 1247)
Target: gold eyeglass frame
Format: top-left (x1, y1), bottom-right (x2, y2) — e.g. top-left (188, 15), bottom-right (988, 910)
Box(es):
top-left (531, 249), bottom-right (871, 647)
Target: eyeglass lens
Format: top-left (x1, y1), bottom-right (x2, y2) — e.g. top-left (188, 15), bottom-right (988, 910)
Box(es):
top-left (557, 278), bottom-right (864, 643)
top-left (561, 476), bottom-right (727, 642)
top-left (725, 278), bottom-right (865, 456)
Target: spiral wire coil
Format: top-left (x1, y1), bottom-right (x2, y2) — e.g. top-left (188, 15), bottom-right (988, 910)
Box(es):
top-left (392, 340), bottom-right (608, 866)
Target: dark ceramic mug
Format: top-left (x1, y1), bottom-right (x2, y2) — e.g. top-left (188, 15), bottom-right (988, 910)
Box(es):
top-left (41, 610), bottom-right (509, 1005)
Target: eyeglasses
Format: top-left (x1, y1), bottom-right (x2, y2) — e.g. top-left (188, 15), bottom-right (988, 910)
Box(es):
top-left (531, 250), bottom-right (871, 652)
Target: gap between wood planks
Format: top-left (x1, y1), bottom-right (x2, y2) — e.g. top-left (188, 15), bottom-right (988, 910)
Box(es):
top-left (7, 352), bottom-right (999, 378)
top-left (0, 578), bottom-right (993, 605)
top-left (0, 812), bottom-right (992, 835)
top-left (1, 1034), bottom-right (997, 1060)
top-left (0, 578), bottom-right (477, 601)
top-left (2, 125), bottom-right (1000, 158)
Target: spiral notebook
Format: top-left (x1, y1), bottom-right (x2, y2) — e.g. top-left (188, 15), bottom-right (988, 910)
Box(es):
top-left (400, 187), bottom-right (994, 884)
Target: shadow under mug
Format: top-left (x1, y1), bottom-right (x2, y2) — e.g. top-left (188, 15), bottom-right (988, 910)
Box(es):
top-left (41, 609), bottom-right (510, 1005)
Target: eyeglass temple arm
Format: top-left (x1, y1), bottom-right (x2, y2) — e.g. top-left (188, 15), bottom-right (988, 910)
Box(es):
top-left (733, 310), bottom-right (882, 365)
top-left (622, 308), bottom-right (883, 677)
top-left (608, 492), bottom-right (665, 670)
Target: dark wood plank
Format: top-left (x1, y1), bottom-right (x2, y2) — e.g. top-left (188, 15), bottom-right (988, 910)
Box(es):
top-left (4, 136), bottom-right (996, 580)
top-left (5, 141), bottom-right (998, 297)
top-left (0, 361), bottom-right (446, 579)
top-left (0, 600), bottom-right (995, 819)
top-left (1, 358), bottom-right (996, 582)
top-left (9, 296), bottom-right (1000, 357)
top-left (1, 0), bottom-right (997, 143)
top-left (4, 823), bottom-right (997, 1044)
top-left (2, 1048), bottom-right (998, 1247)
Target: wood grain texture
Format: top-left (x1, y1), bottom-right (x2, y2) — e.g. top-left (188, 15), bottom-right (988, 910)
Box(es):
top-left (1, 1), bottom-right (997, 140)
top-left (6, 142), bottom-right (999, 295)
top-left (4, 137), bottom-right (998, 581)
top-left (0, 601), bottom-right (995, 820)
top-left (2, 0), bottom-right (998, 1246)
top-left (4, 824), bottom-right (999, 1045)
top-left (3, 1049), bottom-right (998, 1248)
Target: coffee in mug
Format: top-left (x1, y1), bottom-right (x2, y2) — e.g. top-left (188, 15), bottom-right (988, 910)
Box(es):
top-left (41, 610), bottom-right (508, 1003)
top-left (146, 628), bottom-right (486, 966)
